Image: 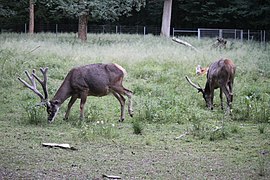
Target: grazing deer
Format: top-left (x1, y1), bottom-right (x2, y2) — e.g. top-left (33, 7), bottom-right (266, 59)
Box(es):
top-left (212, 37), bottom-right (227, 49)
top-left (18, 63), bottom-right (134, 123)
top-left (186, 59), bottom-right (236, 113)
top-left (196, 65), bottom-right (209, 75)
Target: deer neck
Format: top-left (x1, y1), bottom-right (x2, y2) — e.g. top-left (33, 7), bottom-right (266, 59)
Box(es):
top-left (204, 81), bottom-right (212, 95)
top-left (51, 80), bottom-right (72, 105)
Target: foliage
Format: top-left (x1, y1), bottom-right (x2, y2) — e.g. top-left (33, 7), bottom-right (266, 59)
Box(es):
top-left (21, 101), bottom-right (47, 125)
top-left (174, 0), bottom-right (270, 29)
top-left (49, 0), bottom-right (145, 20)
top-left (132, 120), bottom-right (143, 135)
top-left (1, 0), bottom-right (270, 31)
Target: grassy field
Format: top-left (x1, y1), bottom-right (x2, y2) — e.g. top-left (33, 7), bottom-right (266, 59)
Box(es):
top-left (0, 33), bottom-right (269, 179)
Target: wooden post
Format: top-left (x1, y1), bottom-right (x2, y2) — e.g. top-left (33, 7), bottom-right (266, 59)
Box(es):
top-left (29, 0), bottom-right (34, 34)
top-left (160, 0), bottom-right (172, 37)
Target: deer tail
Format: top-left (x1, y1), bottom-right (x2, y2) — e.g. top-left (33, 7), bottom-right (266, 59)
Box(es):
top-left (114, 63), bottom-right (127, 77)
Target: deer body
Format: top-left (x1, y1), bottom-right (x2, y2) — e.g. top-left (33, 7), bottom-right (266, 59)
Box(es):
top-left (19, 63), bottom-right (133, 123)
top-left (186, 59), bottom-right (236, 113)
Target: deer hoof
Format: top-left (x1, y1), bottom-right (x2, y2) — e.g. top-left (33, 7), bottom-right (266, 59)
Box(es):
top-left (119, 118), bottom-right (125, 122)
top-left (129, 110), bottom-right (134, 117)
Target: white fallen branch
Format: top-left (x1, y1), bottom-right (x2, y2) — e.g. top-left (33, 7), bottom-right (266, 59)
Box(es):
top-left (174, 131), bottom-right (189, 140)
top-left (172, 37), bottom-right (199, 52)
top-left (102, 174), bottom-right (121, 179)
top-left (42, 143), bottom-right (77, 150)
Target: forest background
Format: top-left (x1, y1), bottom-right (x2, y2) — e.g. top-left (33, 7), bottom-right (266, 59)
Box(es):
top-left (1, 0), bottom-right (270, 33)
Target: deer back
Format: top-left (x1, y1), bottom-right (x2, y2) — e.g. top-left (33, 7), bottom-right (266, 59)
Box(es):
top-left (66, 63), bottom-right (125, 96)
top-left (206, 59), bottom-right (235, 90)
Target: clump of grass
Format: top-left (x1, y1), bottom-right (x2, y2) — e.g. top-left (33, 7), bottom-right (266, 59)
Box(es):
top-left (78, 121), bottom-right (118, 140)
top-left (229, 124), bottom-right (240, 134)
top-left (132, 120), bottom-right (143, 135)
top-left (258, 124), bottom-right (266, 134)
top-left (86, 104), bottom-right (104, 122)
top-left (190, 114), bottom-right (207, 139)
top-left (209, 126), bottom-right (228, 141)
top-left (21, 102), bottom-right (46, 125)
top-left (189, 112), bottom-right (230, 141)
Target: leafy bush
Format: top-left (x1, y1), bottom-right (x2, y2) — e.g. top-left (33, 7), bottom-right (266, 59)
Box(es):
top-left (21, 101), bottom-right (46, 125)
top-left (132, 120), bottom-right (143, 135)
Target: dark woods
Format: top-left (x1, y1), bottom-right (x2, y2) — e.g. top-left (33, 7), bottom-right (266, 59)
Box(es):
top-left (1, 0), bottom-right (270, 32)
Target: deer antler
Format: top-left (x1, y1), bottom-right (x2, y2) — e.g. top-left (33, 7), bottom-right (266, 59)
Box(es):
top-left (32, 67), bottom-right (49, 100)
top-left (185, 76), bottom-right (203, 93)
top-left (18, 67), bottom-right (49, 102)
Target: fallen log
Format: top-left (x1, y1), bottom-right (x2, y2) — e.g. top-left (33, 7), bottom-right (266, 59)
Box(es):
top-left (42, 143), bottom-right (78, 150)
top-left (172, 37), bottom-right (199, 52)
top-left (102, 174), bottom-right (121, 179)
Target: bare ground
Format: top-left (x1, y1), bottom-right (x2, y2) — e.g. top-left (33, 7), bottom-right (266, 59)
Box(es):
top-left (0, 120), bottom-right (269, 180)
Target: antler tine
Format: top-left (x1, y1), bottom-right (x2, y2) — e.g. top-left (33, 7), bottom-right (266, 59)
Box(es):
top-left (18, 70), bottom-right (45, 100)
top-left (32, 67), bottom-right (49, 100)
top-left (185, 76), bottom-right (203, 91)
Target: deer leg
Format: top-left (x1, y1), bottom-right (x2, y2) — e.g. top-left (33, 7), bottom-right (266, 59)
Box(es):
top-left (111, 85), bottom-right (134, 118)
top-left (64, 95), bottom-right (78, 120)
top-left (221, 86), bottom-right (232, 114)
top-left (79, 91), bottom-right (88, 119)
top-left (228, 81), bottom-right (233, 103)
top-left (112, 91), bottom-right (126, 122)
top-left (210, 93), bottom-right (214, 110)
top-left (124, 88), bottom-right (134, 117)
top-left (220, 88), bottom-right (224, 110)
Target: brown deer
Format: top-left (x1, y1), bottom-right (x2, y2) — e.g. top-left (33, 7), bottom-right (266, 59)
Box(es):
top-left (18, 63), bottom-right (134, 123)
top-left (186, 59), bottom-right (236, 113)
top-left (212, 37), bottom-right (227, 49)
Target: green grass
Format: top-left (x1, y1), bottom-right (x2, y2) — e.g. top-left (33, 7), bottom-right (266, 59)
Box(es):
top-left (0, 33), bottom-right (269, 179)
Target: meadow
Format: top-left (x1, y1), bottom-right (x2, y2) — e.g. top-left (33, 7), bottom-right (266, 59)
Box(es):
top-left (0, 33), bottom-right (269, 179)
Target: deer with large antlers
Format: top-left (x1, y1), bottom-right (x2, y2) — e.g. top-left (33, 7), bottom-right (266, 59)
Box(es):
top-left (186, 59), bottom-right (236, 113)
top-left (18, 63), bottom-right (134, 123)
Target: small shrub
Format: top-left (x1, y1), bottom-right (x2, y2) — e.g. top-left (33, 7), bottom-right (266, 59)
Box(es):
top-left (209, 127), bottom-right (228, 141)
top-left (190, 114), bottom-right (207, 139)
top-left (132, 120), bottom-right (143, 135)
top-left (86, 105), bottom-right (103, 122)
top-left (229, 124), bottom-right (240, 134)
top-left (22, 102), bottom-right (46, 125)
top-left (258, 124), bottom-right (266, 134)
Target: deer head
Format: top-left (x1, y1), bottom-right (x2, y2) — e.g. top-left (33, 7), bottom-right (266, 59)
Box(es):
top-left (212, 38), bottom-right (227, 49)
top-left (185, 76), bottom-right (213, 109)
top-left (18, 67), bottom-right (60, 123)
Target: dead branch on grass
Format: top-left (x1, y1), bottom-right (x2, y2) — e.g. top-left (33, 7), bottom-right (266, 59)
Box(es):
top-left (102, 174), bottom-right (121, 179)
top-left (42, 143), bottom-right (78, 150)
top-left (174, 131), bottom-right (190, 140)
top-left (172, 37), bottom-right (199, 52)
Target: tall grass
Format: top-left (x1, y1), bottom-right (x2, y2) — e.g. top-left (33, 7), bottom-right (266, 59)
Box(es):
top-left (0, 33), bottom-right (269, 129)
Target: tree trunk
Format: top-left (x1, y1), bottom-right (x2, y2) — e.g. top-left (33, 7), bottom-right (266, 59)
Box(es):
top-left (160, 0), bottom-right (172, 37)
top-left (29, 0), bottom-right (34, 34)
top-left (78, 14), bottom-right (88, 42)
